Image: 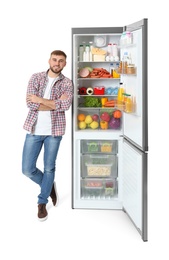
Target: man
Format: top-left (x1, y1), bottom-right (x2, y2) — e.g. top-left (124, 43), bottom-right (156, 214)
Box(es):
top-left (22, 50), bottom-right (73, 221)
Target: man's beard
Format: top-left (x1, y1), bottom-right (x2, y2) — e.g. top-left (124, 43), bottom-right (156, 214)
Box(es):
top-left (50, 66), bottom-right (62, 75)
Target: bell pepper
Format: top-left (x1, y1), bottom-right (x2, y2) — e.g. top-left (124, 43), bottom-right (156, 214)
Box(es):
top-left (100, 120), bottom-right (109, 130)
top-left (101, 97), bottom-right (108, 107)
top-left (79, 87), bottom-right (87, 95)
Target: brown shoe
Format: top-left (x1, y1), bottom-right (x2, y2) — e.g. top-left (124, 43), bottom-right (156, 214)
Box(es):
top-left (50, 181), bottom-right (58, 206)
top-left (38, 204), bottom-right (48, 221)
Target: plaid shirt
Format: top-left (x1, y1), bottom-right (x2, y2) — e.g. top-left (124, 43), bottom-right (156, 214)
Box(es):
top-left (23, 70), bottom-right (73, 136)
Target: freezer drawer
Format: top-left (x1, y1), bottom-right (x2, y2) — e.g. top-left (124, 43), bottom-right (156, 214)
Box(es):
top-left (81, 140), bottom-right (118, 154)
top-left (81, 178), bottom-right (117, 198)
top-left (81, 154), bottom-right (117, 178)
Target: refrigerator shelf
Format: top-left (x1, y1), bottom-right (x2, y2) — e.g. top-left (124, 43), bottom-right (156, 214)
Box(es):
top-left (78, 95), bottom-right (117, 97)
top-left (77, 78), bottom-right (119, 80)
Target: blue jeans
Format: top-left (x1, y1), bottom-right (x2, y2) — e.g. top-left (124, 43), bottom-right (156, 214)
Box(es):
top-left (22, 134), bottom-right (62, 204)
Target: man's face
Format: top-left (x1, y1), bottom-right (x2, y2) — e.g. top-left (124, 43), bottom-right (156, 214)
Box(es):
top-left (49, 54), bottom-right (66, 74)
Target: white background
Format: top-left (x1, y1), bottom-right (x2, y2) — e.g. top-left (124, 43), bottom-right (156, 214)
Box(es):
top-left (0, 0), bottom-right (168, 259)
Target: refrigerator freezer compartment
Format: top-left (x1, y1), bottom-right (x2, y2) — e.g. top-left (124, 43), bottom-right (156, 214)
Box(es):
top-left (81, 154), bottom-right (117, 177)
top-left (81, 140), bottom-right (117, 154)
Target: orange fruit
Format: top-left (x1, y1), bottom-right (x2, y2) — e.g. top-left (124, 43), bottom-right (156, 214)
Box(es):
top-left (78, 113), bottom-right (86, 121)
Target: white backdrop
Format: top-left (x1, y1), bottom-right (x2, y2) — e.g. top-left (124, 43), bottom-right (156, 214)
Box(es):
top-left (0, 0), bottom-right (168, 259)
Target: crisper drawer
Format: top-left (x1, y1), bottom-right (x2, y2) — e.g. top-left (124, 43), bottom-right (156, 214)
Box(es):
top-left (81, 154), bottom-right (117, 178)
top-left (81, 178), bottom-right (117, 198)
top-left (81, 140), bottom-right (117, 154)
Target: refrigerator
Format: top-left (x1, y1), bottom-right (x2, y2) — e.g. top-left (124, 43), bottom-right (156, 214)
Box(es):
top-left (71, 18), bottom-right (148, 241)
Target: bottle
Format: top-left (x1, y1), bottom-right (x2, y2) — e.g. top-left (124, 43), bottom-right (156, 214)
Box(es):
top-left (112, 43), bottom-right (118, 57)
top-left (117, 83), bottom-right (125, 109)
top-left (89, 41), bottom-right (93, 61)
top-left (109, 63), bottom-right (114, 76)
top-left (79, 45), bottom-right (84, 61)
top-left (107, 43), bottom-right (112, 56)
top-left (83, 45), bottom-right (90, 61)
top-left (126, 31), bottom-right (133, 44)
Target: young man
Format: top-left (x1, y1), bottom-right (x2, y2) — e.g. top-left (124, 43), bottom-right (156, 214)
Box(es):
top-left (22, 50), bottom-right (73, 221)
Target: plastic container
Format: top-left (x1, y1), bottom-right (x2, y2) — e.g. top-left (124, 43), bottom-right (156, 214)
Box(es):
top-left (81, 140), bottom-right (117, 154)
top-left (81, 154), bottom-right (117, 177)
top-left (93, 87), bottom-right (105, 95)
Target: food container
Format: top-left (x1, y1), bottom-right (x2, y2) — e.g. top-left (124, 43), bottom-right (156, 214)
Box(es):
top-left (93, 87), bottom-right (105, 95)
top-left (100, 140), bottom-right (117, 154)
top-left (127, 65), bottom-right (136, 74)
top-left (81, 140), bottom-right (100, 153)
top-left (81, 154), bottom-right (117, 177)
top-left (82, 179), bottom-right (104, 197)
top-left (93, 54), bottom-right (105, 61)
top-left (105, 179), bottom-right (116, 196)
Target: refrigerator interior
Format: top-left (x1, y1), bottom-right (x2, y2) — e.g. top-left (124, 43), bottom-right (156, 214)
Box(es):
top-left (71, 20), bottom-right (148, 241)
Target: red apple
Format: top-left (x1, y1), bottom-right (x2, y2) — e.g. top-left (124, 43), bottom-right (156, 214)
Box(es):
top-left (92, 114), bottom-right (99, 121)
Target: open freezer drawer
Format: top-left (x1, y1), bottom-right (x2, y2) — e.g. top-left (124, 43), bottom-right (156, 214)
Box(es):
top-left (122, 139), bottom-right (148, 241)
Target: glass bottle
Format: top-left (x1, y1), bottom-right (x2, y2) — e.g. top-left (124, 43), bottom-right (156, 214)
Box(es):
top-left (79, 45), bottom-right (84, 61)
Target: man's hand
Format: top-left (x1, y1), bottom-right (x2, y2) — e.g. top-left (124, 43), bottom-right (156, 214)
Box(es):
top-left (27, 94), bottom-right (42, 104)
top-left (59, 93), bottom-right (68, 100)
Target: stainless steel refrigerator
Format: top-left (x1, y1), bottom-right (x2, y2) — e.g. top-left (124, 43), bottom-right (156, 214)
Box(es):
top-left (71, 18), bottom-right (148, 241)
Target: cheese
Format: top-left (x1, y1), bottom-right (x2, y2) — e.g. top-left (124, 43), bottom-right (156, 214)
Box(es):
top-left (93, 55), bottom-right (105, 61)
top-left (91, 47), bottom-right (106, 55)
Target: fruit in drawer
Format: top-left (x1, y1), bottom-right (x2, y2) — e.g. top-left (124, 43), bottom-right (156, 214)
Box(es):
top-left (109, 117), bottom-right (121, 129)
top-left (92, 114), bottom-right (99, 121)
top-left (100, 112), bottom-right (110, 122)
top-left (77, 113), bottom-right (86, 121)
top-left (100, 121), bottom-right (108, 130)
top-left (78, 121), bottom-right (86, 129)
top-left (85, 115), bottom-right (93, 124)
top-left (90, 121), bottom-right (99, 129)
top-left (113, 110), bottom-right (122, 118)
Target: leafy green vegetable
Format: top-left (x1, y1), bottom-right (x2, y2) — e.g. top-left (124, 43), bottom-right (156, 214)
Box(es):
top-left (84, 96), bottom-right (102, 107)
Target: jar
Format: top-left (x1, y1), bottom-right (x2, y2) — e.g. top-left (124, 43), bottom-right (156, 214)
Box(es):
top-left (125, 95), bottom-right (133, 113)
top-left (127, 65), bottom-right (136, 74)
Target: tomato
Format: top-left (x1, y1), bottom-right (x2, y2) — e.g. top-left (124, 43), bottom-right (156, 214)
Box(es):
top-left (113, 110), bottom-right (122, 119)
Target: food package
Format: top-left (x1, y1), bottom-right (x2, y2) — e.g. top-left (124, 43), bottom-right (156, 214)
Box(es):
top-left (93, 54), bottom-right (105, 61)
top-left (86, 87), bottom-right (94, 95)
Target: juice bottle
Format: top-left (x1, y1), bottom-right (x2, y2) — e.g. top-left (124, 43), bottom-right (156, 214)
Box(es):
top-left (117, 83), bottom-right (124, 109)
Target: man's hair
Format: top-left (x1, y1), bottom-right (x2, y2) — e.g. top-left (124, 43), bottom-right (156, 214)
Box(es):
top-left (50, 50), bottom-right (67, 59)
